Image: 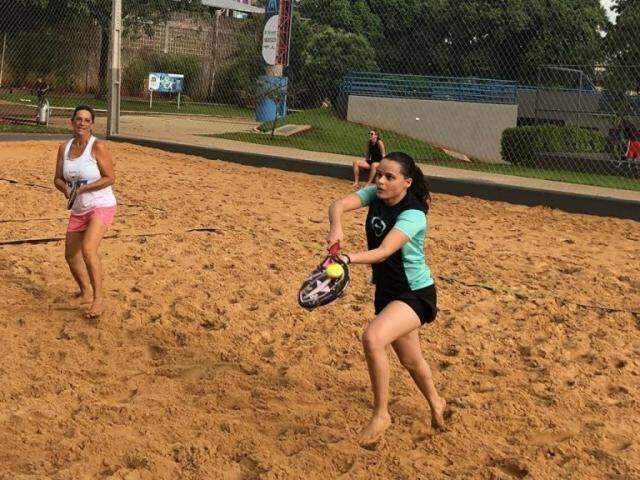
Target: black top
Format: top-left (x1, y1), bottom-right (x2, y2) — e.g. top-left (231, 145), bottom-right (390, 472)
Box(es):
top-left (367, 139), bottom-right (383, 165)
top-left (365, 191), bottom-right (426, 293)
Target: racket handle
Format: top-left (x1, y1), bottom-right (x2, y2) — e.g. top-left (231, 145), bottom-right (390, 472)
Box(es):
top-left (328, 242), bottom-right (340, 255)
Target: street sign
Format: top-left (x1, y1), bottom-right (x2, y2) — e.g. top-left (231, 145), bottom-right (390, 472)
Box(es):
top-left (262, 15), bottom-right (279, 66)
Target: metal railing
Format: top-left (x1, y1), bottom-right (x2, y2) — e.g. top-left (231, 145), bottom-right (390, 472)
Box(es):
top-left (340, 72), bottom-right (518, 105)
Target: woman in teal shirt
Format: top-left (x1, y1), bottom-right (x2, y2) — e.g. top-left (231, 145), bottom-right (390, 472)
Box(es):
top-left (327, 151), bottom-right (446, 446)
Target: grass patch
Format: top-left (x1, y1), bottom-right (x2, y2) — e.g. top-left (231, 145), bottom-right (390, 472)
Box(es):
top-left (0, 91), bottom-right (254, 118)
top-left (430, 160), bottom-right (640, 191)
top-left (213, 109), bottom-right (640, 192)
top-left (213, 108), bottom-right (451, 161)
top-left (0, 124), bottom-right (71, 134)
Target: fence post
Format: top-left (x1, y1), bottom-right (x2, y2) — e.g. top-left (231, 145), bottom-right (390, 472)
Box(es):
top-left (207, 10), bottom-right (221, 100)
top-left (577, 71), bottom-right (583, 125)
top-left (0, 32), bottom-right (7, 88)
top-left (107, 0), bottom-right (122, 136)
top-left (534, 66), bottom-right (542, 123)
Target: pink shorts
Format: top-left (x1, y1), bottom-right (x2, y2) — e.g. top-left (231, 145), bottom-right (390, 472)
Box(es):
top-left (67, 206), bottom-right (116, 233)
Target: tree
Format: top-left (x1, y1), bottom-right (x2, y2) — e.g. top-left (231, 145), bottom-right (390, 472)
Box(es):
top-left (606, 1), bottom-right (640, 84)
top-left (212, 15), bottom-right (264, 106)
top-left (603, 0), bottom-right (640, 113)
top-left (67, 0), bottom-right (206, 97)
top-left (286, 12), bottom-right (316, 107)
top-left (367, 0), bottom-right (450, 75)
top-left (4, 0), bottom-right (206, 96)
top-left (366, 0), bottom-right (607, 83)
top-left (300, 26), bottom-right (378, 105)
top-left (0, 0), bottom-right (49, 32)
top-left (297, 0), bottom-right (383, 44)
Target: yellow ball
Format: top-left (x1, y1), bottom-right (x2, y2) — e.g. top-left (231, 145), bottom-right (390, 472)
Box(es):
top-left (325, 263), bottom-right (344, 279)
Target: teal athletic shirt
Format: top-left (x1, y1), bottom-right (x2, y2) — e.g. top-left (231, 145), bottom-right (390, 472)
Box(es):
top-left (356, 185), bottom-right (433, 292)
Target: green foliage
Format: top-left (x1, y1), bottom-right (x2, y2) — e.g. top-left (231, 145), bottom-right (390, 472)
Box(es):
top-left (366, 0), bottom-right (608, 82)
top-left (299, 27), bottom-right (378, 105)
top-left (604, 0), bottom-right (640, 108)
top-left (501, 125), bottom-right (606, 165)
top-left (123, 52), bottom-right (203, 97)
top-left (290, 0), bottom-right (382, 106)
top-left (211, 16), bottom-right (263, 106)
top-left (215, 108), bottom-right (450, 161)
top-left (294, 0), bottom-right (607, 86)
top-left (7, 23), bottom-right (79, 90)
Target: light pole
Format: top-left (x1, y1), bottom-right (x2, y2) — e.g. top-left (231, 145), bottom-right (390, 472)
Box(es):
top-left (107, 0), bottom-right (122, 136)
top-left (256, 0), bottom-right (292, 122)
top-left (0, 32), bottom-right (7, 88)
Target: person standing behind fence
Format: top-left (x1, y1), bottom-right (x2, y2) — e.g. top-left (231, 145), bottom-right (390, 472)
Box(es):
top-left (53, 105), bottom-right (117, 319)
top-left (625, 130), bottom-right (640, 161)
top-left (352, 129), bottom-right (386, 188)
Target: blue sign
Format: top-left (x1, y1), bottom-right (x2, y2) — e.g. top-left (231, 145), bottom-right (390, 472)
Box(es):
top-left (148, 72), bottom-right (184, 93)
top-left (265, 0), bottom-right (278, 18)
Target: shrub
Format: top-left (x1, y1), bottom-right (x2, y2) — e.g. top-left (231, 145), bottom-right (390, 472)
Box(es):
top-left (123, 52), bottom-right (202, 99)
top-left (501, 125), bottom-right (606, 165)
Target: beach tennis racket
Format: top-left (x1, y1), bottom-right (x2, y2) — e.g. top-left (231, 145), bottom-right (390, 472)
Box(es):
top-left (67, 180), bottom-right (79, 210)
top-left (298, 242), bottom-right (350, 310)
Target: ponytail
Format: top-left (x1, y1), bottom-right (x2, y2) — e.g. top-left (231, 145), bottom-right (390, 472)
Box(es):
top-left (383, 151), bottom-right (431, 213)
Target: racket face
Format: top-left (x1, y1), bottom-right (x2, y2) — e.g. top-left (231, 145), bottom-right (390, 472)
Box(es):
top-left (67, 182), bottom-right (78, 210)
top-left (298, 254), bottom-right (350, 310)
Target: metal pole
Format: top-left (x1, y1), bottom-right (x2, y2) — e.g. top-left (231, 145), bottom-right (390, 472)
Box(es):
top-left (577, 71), bottom-right (583, 125)
top-left (534, 66), bottom-right (541, 123)
top-left (0, 32), bottom-right (7, 88)
top-left (107, 0), bottom-right (122, 136)
top-left (207, 10), bottom-right (221, 100)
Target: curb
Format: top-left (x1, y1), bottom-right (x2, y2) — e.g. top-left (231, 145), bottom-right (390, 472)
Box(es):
top-left (108, 135), bottom-right (640, 222)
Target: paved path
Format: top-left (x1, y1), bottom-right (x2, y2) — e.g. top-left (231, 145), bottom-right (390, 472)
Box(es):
top-left (111, 128), bottom-right (640, 204)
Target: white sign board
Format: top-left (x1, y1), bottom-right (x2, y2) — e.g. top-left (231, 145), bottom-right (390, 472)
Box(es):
top-left (148, 72), bottom-right (184, 93)
top-left (262, 15), bottom-right (279, 66)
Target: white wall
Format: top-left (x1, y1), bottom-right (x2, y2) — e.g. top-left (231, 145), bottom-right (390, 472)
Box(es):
top-left (347, 95), bottom-right (518, 163)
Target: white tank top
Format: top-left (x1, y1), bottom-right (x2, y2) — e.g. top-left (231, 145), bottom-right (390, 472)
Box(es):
top-left (63, 136), bottom-right (116, 213)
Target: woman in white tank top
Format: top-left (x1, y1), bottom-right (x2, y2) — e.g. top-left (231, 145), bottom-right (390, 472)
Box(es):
top-left (53, 105), bottom-right (117, 319)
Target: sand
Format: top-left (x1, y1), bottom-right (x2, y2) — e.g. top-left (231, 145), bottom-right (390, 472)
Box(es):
top-left (0, 140), bottom-right (639, 480)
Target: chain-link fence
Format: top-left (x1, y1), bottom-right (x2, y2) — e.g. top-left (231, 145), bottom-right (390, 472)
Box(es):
top-left (0, 2), bottom-right (106, 127)
top-left (2, 0), bottom-right (639, 191)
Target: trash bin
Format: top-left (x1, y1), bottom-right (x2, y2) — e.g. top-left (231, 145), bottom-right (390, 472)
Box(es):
top-left (36, 99), bottom-right (50, 125)
top-left (256, 75), bottom-right (288, 122)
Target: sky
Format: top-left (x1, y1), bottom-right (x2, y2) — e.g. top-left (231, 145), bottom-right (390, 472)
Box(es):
top-left (600, 0), bottom-right (617, 23)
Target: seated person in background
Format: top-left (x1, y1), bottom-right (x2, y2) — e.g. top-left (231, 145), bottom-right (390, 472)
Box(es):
top-left (352, 129), bottom-right (386, 188)
top-left (33, 77), bottom-right (50, 98)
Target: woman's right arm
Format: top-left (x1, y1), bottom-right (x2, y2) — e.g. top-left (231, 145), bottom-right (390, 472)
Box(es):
top-left (327, 193), bottom-right (364, 247)
top-left (53, 143), bottom-right (68, 197)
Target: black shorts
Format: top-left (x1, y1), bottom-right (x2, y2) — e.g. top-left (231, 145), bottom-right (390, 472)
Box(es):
top-left (374, 284), bottom-right (437, 325)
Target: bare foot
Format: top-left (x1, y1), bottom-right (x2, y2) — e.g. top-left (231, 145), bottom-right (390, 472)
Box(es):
top-left (73, 291), bottom-right (93, 304)
top-left (430, 397), bottom-right (447, 431)
top-left (85, 298), bottom-right (105, 319)
top-left (358, 412), bottom-right (391, 446)
top-left (352, 181), bottom-right (360, 189)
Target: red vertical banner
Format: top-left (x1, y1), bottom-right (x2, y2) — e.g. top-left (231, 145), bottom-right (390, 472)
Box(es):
top-left (276, 0), bottom-right (292, 67)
